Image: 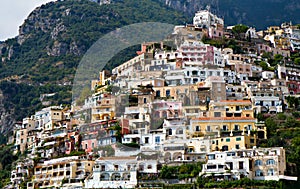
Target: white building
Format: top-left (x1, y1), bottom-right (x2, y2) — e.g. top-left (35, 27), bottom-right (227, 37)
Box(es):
top-left (262, 71), bottom-right (275, 79)
top-left (249, 88), bottom-right (283, 113)
top-left (163, 118), bottom-right (187, 140)
top-left (193, 10), bottom-right (224, 29)
top-left (245, 27), bottom-right (259, 39)
top-left (200, 147), bottom-right (296, 181)
top-left (85, 156), bottom-right (159, 189)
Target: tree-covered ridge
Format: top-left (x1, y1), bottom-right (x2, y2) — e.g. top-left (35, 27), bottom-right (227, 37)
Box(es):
top-left (157, 0), bottom-right (300, 30)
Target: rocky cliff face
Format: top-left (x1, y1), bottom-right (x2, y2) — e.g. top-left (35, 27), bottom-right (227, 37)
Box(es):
top-left (17, 4), bottom-right (85, 57)
top-left (0, 91), bottom-right (15, 135)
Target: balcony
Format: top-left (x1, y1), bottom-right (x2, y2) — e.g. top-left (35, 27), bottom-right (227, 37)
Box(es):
top-left (204, 164), bottom-right (227, 173)
top-left (52, 176), bottom-right (65, 181)
top-left (192, 131), bottom-right (204, 137)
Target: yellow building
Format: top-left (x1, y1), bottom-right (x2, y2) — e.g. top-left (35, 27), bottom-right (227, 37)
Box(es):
top-left (29, 156), bottom-right (94, 189)
top-left (183, 105), bottom-right (207, 119)
top-left (189, 100), bottom-right (266, 150)
top-left (190, 116), bottom-right (258, 136)
top-left (190, 117), bottom-right (258, 151)
top-left (91, 94), bottom-right (116, 123)
top-left (267, 26), bottom-right (280, 34)
top-left (208, 100), bottom-right (254, 118)
top-left (210, 135), bottom-right (256, 151)
top-left (91, 70), bottom-right (112, 92)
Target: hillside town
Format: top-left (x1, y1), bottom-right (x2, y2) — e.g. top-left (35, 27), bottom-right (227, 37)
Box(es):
top-left (7, 9), bottom-right (300, 189)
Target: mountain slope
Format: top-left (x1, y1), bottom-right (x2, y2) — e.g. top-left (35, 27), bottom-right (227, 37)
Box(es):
top-left (0, 0), bottom-right (189, 133)
top-left (158, 0), bottom-right (300, 29)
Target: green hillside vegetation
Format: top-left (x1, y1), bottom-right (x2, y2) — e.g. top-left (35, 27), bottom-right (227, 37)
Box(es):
top-left (0, 0), bottom-right (189, 123)
top-left (0, 144), bottom-right (18, 188)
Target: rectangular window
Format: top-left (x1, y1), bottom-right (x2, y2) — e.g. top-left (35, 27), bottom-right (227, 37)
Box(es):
top-left (101, 165), bottom-right (105, 171)
top-left (155, 136), bottom-right (160, 143)
top-left (234, 125), bottom-right (240, 131)
top-left (226, 138), bottom-right (230, 142)
top-left (207, 165), bottom-right (217, 169)
top-left (239, 161), bottom-right (243, 169)
top-left (166, 90), bottom-right (170, 97)
top-left (156, 90), bottom-right (161, 97)
top-left (214, 112), bottom-right (221, 117)
top-left (145, 137), bottom-right (149, 144)
top-left (236, 137), bottom-right (241, 141)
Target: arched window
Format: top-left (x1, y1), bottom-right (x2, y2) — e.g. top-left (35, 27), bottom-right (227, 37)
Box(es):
top-left (266, 159), bottom-right (275, 165)
top-left (123, 173), bottom-right (130, 180)
top-left (255, 169), bottom-right (263, 176)
top-left (268, 169), bottom-right (275, 176)
top-left (111, 173), bottom-right (121, 181)
top-left (254, 160), bottom-right (262, 166)
top-left (100, 173), bottom-right (109, 181)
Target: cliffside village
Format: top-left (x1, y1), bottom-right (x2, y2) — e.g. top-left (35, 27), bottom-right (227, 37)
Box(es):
top-left (7, 10), bottom-right (300, 188)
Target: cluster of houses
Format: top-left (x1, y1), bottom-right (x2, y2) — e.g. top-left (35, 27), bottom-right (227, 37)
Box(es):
top-left (7, 10), bottom-right (299, 189)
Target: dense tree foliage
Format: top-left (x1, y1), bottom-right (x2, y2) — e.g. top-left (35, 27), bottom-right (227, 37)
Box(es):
top-left (259, 113), bottom-right (300, 176)
top-left (0, 145), bottom-right (19, 188)
top-left (160, 162), bottom-right (202, 180)
top-left (0, 81), bottom-right (71, 121)
top-left (232, 24), bottom-right (249, 39)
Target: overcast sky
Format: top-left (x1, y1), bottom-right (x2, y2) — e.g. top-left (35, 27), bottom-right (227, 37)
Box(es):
top-left (0, 0), bottom-right (55, 41)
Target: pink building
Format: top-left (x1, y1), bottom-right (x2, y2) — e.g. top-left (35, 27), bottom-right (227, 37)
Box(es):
top-left (82, 135), bottom-right (98, 153)
top-left (151, 101), bottom-right (183, 119)
top-left (179, 41), bottom-right (215, 65)
top-left (287, 80), bottom-right (300, 94)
